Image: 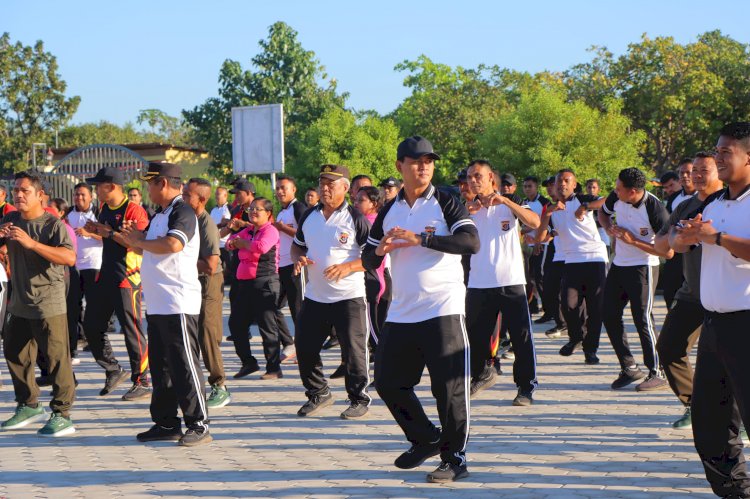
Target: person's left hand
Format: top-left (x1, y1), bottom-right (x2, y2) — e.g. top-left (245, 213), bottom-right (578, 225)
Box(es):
top-left (8, 226), bottom-right (37, 250)
top-left (574, 205), bottom-right (587, 221)
top-left (386, 227), bottom-right (422, 248)
top-left (613, 226), bottom-right (636, 245)
top-left (119, 225), bottom-right (145, 248)
top-left (482, 192), bottom-right (507, 207)
top-left (323, 262), bottom-right (352, 282)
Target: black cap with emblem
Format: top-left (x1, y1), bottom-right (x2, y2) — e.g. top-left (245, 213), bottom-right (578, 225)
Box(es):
top-left (319, 164), bottom-right (350, 181)
top-left (396, 136), bottom-right (441, 161)
top-left (140, 161), bottom-right (182, 181)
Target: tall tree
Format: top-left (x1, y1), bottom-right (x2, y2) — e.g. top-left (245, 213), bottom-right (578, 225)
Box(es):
top-left (0, 32), bottom-right (80, 171)
top-left (183, 22), bottom-right (346, 181)
top-left (478, 86), bottom-right (645, 190)
top-left (137, 109), bottom-right (195, 146)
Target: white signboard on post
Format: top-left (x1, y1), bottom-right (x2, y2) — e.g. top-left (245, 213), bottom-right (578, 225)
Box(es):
top-left (231, 104), bottom-right (284, 175)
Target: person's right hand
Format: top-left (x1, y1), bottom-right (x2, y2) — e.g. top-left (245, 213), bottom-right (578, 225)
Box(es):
top-left (294, 255), bottom-right (315, 276)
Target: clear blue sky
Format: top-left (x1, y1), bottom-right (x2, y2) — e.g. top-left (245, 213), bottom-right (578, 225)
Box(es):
top-left (6, 0), bottom-right (750, 127)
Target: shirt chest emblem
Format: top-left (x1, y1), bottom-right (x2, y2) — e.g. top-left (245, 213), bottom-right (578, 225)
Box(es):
top-left (338, 231), bottom-right (349, 244)
top-left (501, 220), bottom-right (511, 232)
top-left (639, 227), bottom-right (649, 237)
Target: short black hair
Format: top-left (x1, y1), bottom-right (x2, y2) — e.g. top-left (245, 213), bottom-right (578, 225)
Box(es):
top-left (14, 170), bottom-right (44, 192)
top-left (188, 177), bottom-right (211, 187)
top-left (276, 174), bottom-right (297, 187)
top-left (251, 196), bottom-right (274, 215)
top-left (659, 172), bottom-right (679, 184)
top-left (356, 185), bottom-right (383, 210)
top-left (523, 176), bottom-right (539, 184)
top-left (676, 157), bottom-right (694, 167)
top-left (585, 178), bottom-right (600, 187)
top-left (467, 159), bottom-right (493, 170)
top-left (128, 187), bottom-right (141, 194)
top-left (618, 167), bottom-right (647, 190)
top-left (351, 174), bottom-right (372, 184)
top-left (557, 168), bottom-right (576, 176)
top-left (719, 122), bottom-right (750, 150)
top-left (74, 182), bottom-right (93, 193)
top-left (694, 151), bottom-right (716, 160)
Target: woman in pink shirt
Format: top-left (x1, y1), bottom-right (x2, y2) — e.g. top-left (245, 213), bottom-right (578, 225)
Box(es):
top-left (226, 197), bottom-right (285, 379)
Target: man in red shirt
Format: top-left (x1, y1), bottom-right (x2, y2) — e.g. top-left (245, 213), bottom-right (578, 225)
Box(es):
top-left (82, 167), bottom-right (151, 401)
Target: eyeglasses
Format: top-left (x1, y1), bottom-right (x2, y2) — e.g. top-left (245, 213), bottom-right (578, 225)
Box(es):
top-left (245, 207), bottom-right (268, 213)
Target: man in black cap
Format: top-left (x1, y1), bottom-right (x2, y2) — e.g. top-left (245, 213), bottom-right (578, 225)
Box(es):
top-left (121, 161), bottom-right (209, 446)
top-left (380, 177), bottom-right (401, 203)
top-left (291, 164), bottom-right (371, 420)
top-left (363, 136), bottom-right (479, 483)
top-left (82, 166), bottom-right (151, 400)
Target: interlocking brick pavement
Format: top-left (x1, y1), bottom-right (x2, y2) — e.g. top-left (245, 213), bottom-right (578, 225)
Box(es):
top-left (0, 297), bottom-right (718, 498)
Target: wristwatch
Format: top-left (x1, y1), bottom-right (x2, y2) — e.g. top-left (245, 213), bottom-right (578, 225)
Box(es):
top-left (107, 229), bottom-right (115, 239)
top-left (420, 232), bottom-right (432, 248)
top-left (715, 231), bottom-right (724, 246)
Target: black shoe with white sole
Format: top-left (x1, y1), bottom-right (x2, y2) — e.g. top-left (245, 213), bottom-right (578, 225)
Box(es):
top-left (426, 461), bottom-right (469, 483)
top-left (394, 440), bottom-right (442, 469)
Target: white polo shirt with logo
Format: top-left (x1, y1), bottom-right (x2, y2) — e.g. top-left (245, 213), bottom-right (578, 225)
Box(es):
top-left (700, 187), bottom-right (750, 313)
top-left (601, 190), bottom-right (669, 267)
top-left (141, 196), bottom-right (202, 315)
top-left (366, 185), bottom-right (475, 323)
top-left (469, 197), bottom-right (529, 289)
top-left (550, 194), bottom-right (608, 264)
top-left (67, 205), bottom-right (103, 270)
top-left (293, 201), bottom-right (368, 303)
top-left (210, 203), bottom-right (232, 249)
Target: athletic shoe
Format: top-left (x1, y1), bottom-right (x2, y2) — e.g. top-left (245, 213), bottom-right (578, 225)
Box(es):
top-left (534, 314), bottom-right (554, 324)
top-left (1, 404), bottom-right (47, 430)
top-left (529, 302), bottom-right (540, 315)
top-left (260, 371), bottom-right (283, 380)
top-left (584, 352), bottom-right (600, 365)
top-left (470, 370), bottom-right (497, 397)
top-left (37, 413), bottom-right (75, 437)
top-left (340, 402), bottom-right (368, 420)
top-left (330, 364), bottom-right (346, 379)
top-left (559, 341), bottom-right (582, 357)
top-left (545, 326), bottom-right (567, 339)
top-left (635, 373), bottom-right (668, 392)
top-left (122, 383), bottom-right (152, 401)
top-left (672, 407), bottom-right (692, 430)
top-left (611, 366), bottom-right (646, 390)
top-left (137, 424), bottom-right (183, 442)
top-left (233, 359), bottom-right (260, 379)
top-left (179, 427), bottom-right (212, 447)
top-left (492, 358), bottom-right (503, 376)
top-left (71, 356), bottom-right (81, 366)
top-left (501, 348), bottom-right (515, 361)
top-left (322, 337), bottom-right (339, 350)
top-left (99, 368), bottom-right (129, 396)
top-left (394, 440), bottom-right (441, 469)
top-left (426, 461), bottom-right (469, 483)
top-left (36, 375), bottom-right (52, 387)
top-left (512, 390), bottom-right (534, 407)
top-left (280, 344), bottom-right (297, 363)
top-left (206, 385), bottom-right (231, 409)
top-left (297, 390), bottom-right (334, 417)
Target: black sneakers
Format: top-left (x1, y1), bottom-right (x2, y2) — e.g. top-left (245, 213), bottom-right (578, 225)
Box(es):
top-left (545, 326), bottom-right (567, 339)
top-left (122, 382), bottom-right (152, 401)
top-left (559, 341), bottom-right (582, 356)
top-left (534, 314), bottom-right (554, 324)
top-left (584, 352), bottom-right (600, 365)
top-left (233, 359), bottom-right (260, 379)
top-left (426, 461), bottom-right (469, 483)
top-left (179, 427), bottom-right (212, 447)
top-left (100, 368), bottom-right (130, 396)
top-left (297, 390), bottom-right (334, 417)
top-left (470, 369), bottom-right (497, 397)
top-left (137, 424), bottom-right (183, 442)
top-left (394, 440), bottom-right (442, 469)
top-left (340, 402), bottom-right (368, 420)
top-left (611, 366), bottom-right (646, 390)
top-left (512, 390), bottom-right (534, 407)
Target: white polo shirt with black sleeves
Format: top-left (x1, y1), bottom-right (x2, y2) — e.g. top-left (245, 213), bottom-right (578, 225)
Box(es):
top-left (671, 189), bottom-right (696, 213)
top-left (365, 185), bottom-right (476, 324)
top-left (469, 198), bottom-right (529, 289)
top-left (700, 187), bottom-right (750, 313)
top-left (277, 198), bottom-right (307, 268)
top-left (141, 196), bottom-right (202, 315)
top-left (601, 190), bottom-right (669, 267)
top-left (550, 194), bottom-right (608, 264)
top-left (292, 201), bottom-right (368, 303)
top-left (523, 194), bottom-right (550, 247)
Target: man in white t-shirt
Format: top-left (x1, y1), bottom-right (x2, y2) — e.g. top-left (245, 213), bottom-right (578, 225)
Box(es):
top-left (210, 186), bottom-right (232, 279)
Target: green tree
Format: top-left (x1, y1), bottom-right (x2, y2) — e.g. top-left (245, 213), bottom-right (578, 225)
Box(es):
top-left (478, 87), bottom-right (645, 190)
top-left (0, 32), bottom-right (80, 171)
top-left (57, 121), bottom-right (155, 147)
top-left (183, 21), bottom-right (346, 182)
top-left (289, 107), bottom-right (401, 188)
top-left (137, 109), bottom-right (195, 145)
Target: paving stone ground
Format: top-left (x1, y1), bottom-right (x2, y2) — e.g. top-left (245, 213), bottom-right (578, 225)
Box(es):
top-left (0, 296), bottom-right (719, 498)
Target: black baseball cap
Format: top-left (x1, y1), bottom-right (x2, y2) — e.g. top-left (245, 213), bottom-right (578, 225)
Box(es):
top-left (453, 168), bottom-right (468, 185)
top-left (542, 176), bottom-right (556, 187)
top-left (500, 173), bottom-right (517, 186)
top-left (86, 166), bottom-right (125, 185)
top-left (319, 164), bottom-right (350, 181)
top-left (396, 136), bottom-right (441, 161)
top-left (229, 179), bottom-right (256, 194)
top-left (141, 162), bottom-right (182, 181)
top-left (379, 176), bottom-right (400, 188)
